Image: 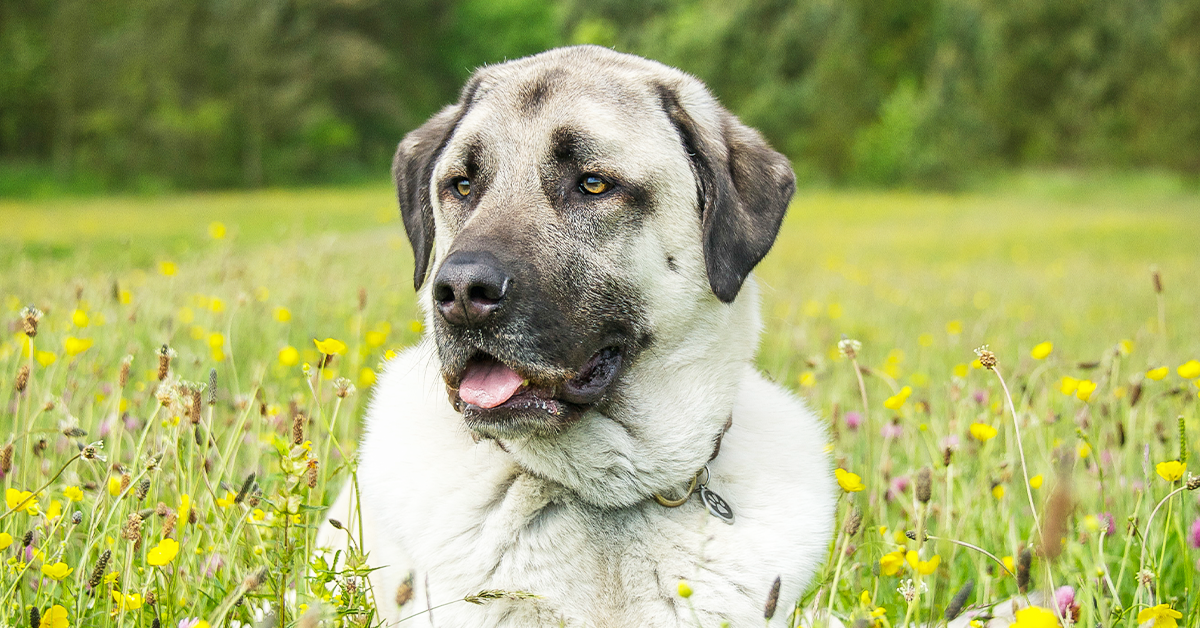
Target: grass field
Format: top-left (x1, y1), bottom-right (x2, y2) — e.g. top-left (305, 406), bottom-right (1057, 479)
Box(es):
top-left (2, 173), bottom-right (1199, 628)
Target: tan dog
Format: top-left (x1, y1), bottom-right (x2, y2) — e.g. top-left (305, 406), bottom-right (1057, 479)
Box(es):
top-left (320, 45), bottom-right (835, 627)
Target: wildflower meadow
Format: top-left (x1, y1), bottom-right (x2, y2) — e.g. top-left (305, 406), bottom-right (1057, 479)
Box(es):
top-left (2, 173), bottom-right (1199, 628)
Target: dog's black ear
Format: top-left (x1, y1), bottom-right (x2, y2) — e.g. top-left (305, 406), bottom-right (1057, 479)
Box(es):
top-left (659, 86), bottom-right (796, 303)
top-left (393, 104), bottom-right (467, 290)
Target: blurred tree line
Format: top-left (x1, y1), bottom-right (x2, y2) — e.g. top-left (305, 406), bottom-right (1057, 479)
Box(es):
top-left (1, 0), bottom-right (1198, 194)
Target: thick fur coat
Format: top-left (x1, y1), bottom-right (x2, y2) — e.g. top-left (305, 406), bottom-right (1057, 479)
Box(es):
top-left (320, 46), bottom-right (836, 627)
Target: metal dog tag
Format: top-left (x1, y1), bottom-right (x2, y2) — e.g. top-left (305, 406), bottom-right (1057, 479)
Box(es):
top-left (698, 485), bottom-right (734, 524)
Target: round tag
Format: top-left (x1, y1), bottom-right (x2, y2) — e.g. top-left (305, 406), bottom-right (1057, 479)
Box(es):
top-left (699, 486), bottom-right (734, 524)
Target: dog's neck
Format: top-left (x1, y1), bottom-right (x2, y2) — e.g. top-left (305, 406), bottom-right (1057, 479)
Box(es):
top-left (487, 280), bottom-right (763, 509)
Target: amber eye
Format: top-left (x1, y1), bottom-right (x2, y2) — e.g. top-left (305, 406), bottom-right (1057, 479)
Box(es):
top-left (453, 178), bottom-right (471, 197)
top-left (579, 176), bottom-right (609, 195)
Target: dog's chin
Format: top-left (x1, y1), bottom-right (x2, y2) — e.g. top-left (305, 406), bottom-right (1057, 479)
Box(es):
top-left (451, 346), bottom-right (624, 440)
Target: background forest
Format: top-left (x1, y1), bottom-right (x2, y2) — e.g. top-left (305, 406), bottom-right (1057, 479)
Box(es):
top-left (2, 0), bottom-right (1200, 196)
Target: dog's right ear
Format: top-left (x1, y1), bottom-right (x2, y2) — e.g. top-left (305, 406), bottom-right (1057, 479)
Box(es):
top-left (393, 104), bottom-right (465, 290)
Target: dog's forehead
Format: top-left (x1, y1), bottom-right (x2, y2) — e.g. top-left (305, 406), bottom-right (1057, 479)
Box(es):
top-left (441, 53), bottom-right (685, 172)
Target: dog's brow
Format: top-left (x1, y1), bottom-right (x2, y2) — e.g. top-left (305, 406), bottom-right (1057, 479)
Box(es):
top-left (549, 126), bottom-right (601, 165)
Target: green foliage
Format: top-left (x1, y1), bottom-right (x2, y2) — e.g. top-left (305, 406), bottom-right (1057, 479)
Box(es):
top-left (1, 0), bottom-right (1199, 193)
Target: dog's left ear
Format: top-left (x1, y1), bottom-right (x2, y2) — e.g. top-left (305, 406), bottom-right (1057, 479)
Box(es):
top-left (659, 86), bottom-right (796, 303)
top-left (393, 104), bottom-right (465, 290)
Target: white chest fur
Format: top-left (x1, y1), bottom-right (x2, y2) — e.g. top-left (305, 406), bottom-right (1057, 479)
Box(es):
top-left (332, 343), bottom-right (835, 628)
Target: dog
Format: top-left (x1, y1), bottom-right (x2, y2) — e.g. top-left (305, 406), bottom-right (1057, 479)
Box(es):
top-left (319, 45), bottom-right (835, 627)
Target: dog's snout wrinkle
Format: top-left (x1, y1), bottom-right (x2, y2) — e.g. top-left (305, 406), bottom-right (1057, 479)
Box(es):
top-left (434, 251), bottom-right (512, 327)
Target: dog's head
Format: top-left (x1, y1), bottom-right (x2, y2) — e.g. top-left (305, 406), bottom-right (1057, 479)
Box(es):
top-left (393, 46), bottom-right (794, 502)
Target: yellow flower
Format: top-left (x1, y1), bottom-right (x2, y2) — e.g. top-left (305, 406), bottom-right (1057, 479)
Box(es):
top-left (147, 538), bottom-right (180, 566)
top-left (946, 320), bottom-right (962, 335)
top-left (45, 499), bottom-right (62, 521)
top-left (365, 330), bottom-right (388, 348)
top-left (207, 332), bottom-right (224, 350)
top-left (35, 350), bottom-right (56, 367)
top-left (952, 363), bottom-right (968, 379)
top-left (1179, 360), bottom-right (1200, 379)
top-left (1002, 555), bottom-right (1015, 575)
top-left (798, 371), bottom-right (816, 388)
top-left (160, 261), bottom-right (178, 276)
top-left (992, 485), bottom-right (1005, 499)
top-left (216, 491), bottom-right (236, 509)
top-left (969, 423), bottom-right (997, 442)
top-left (274, 307), bottom-right (292, 323)
top-left (677, 580), bottom-right (692, 598)
top-left (384, 349), bottom-right (398, 361)
top-left (1029, 475), bottom-right (1043, 489)
top-left (1012, 605), bottom-right (1059, 628)
top-left (71, 309), bottom-right (89, 328)
top-left (1138, 604), bottom-right (1183, 628)
top-left (0, 532), bottom-right (12, 550)
top-left (1060, 376), bottom-right (1080, 395)
top-left (905, 551), bottom-right (940, 575)
top-left (208, 297), bottom-right (225, 313)
top-left (278, 346), bottom-right (299, 367)
top-left (1118, 339), bottom-right (1134, 355)
top-left (41, 562), bottom-right (73, 580)
top-left (883, 386), bottom-right (912, 410)
top-left (63, 336), bottom-right (93, 357)
top-left (1083, 515), bottom-right (1100, 532)
top-left (38, 605), bottom-right (68, 628)
top-left (879, 550), bottom-right (906, 576)
top-left (112, 590), bottom-right (144, 610)
top-left (859, 590), bottom-right (871, 606)
top-left (208, 221), bottom-right (227, 239)
top-left (107, 476), bottom-right (122, 497)
top-left (119, 289), bottom-right (133, 305)
top-left (835, 468), bottom-right (865, 493)
top-left (64, 486), bottom-right (83, 502)
top-left (359, 367), bottom-right (377, 388)
top-left (5, 488), bottom-right (40, 515)
top-left (1078, 442), bottom-right (1092, 459)
top-left (1156, 460), bottom-right (1186, 482)
top-left (408, 319), bottom-right (424, 334)
top-left (1075, 379), bottom-right (1097, 402)
top-left (251, 508), bottom-right (267, 521)
top-left (314, 338), bottom-right (347, 355)
top-left (179, 494), bottom-right (191, 523)
top-left (1030, 341), bottom-right (1053, 360)
top-left (1146, 366), bottom-right (1169, 381)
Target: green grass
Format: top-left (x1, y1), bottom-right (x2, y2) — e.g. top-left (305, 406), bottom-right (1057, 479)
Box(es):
top-left (1, 174), bottom-right (1199, 628)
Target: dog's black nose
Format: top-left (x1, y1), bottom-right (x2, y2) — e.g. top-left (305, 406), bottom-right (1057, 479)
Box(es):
top-left (433, 251), bottom-right (511, 326)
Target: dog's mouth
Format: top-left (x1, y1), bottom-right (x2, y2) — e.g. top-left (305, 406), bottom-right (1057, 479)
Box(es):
top-left (448, 347), bottom-right (623, 437)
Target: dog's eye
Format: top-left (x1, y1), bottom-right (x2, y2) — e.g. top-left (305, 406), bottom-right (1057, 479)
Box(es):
top-left (579, 176), bottom-right (610, 195)
top-left (453, 178), bottom-right (471, 198)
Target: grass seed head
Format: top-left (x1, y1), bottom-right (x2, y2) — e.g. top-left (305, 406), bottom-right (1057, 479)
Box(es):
top-left (944, 579), bottom-right (974, 621)
top-left (916, 467), bottom-right (932, 504)
top-left (838, 336), bottom-right (861, 360)
top-left (22, 529), bottom-right (33, 548)
top-left (844, 507), bottom-right (862, 537)
top-left (29, 605), bottom-right (39, 628)
top-left (1, 442), bottom-right (12, 474)
top-left (119, 355), bottom-right (133, 388)
top-left (1016, 547), bottom-right (1032, 592)
top-left (71, 511), bottom-right (83, 525)
top-left (62, 426), bottom-right (87, 438)
top-left (235, 473), bottom-right (255, 504)
top-left (121, 512), bottom-right (143, 541)
top-left (188, 386), bottom-right (203, 424)
top-left (88, 549), bottom-right (112, 588)
top-left (292, 411), bottom-right (306, 445)
top-left (20, 305), bottom-right (43, 337)
top-left (156, 344), bottom-right (174, 380)
top-left (208, 368), bottom-right (218, 405)
top-left (15, 365), bottom-right (29, 394)
top-left (1151, 265), bottom-right (1163, 293)
top-left (974, 345), bottom-right (997, 370)
top-left (306, 460), bottom-right (319, 488)
top-left (136, 478), bottom-right (151, 500)
top-left (763, 575), bottom-right (781, 619)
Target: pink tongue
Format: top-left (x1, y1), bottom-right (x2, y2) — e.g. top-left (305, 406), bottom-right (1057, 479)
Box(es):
top-left (459, 360), bottom-right (524, 409)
